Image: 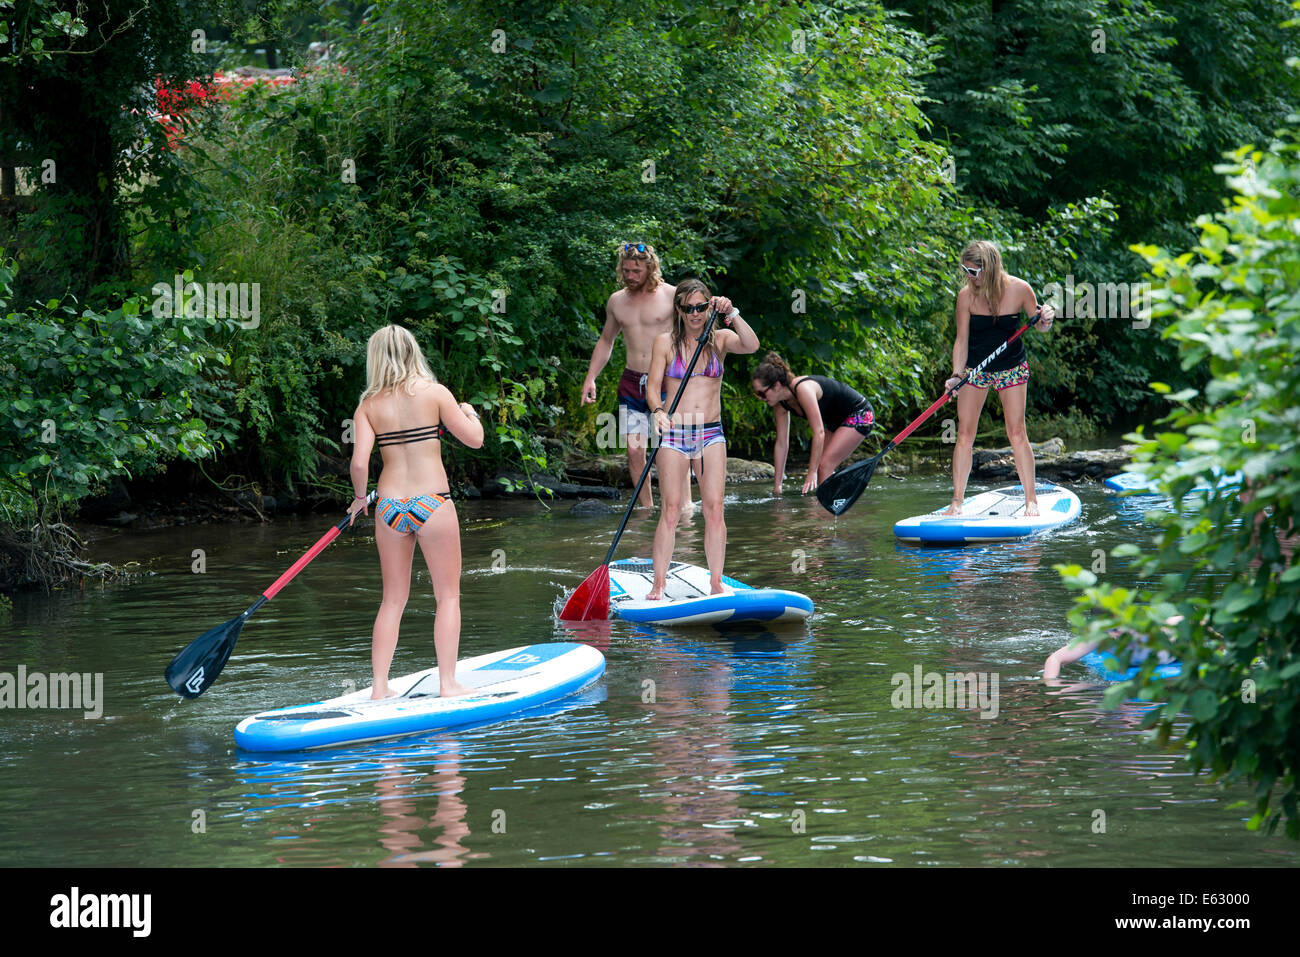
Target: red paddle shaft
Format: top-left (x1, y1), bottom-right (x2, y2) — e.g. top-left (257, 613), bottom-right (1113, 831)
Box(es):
top-left (879, 311), bottom-right (1039, 456)
top-left (246, 491), bottom-right (377, 613)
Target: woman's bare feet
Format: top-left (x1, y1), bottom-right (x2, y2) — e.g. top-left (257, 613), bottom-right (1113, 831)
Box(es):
top-left (440, 677), bottom-right (473, 698)
top-left (370, 687), bottom-right (399, 700)
top-left (942, 500), bottom-right (963, 516)
top-left (1024, 500), bottom-right (1040, 517)
top-left (644, 586), bottom-right (665, 601)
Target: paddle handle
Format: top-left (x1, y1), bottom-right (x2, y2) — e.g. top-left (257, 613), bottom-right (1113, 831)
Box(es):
top-left (262, 491), bottom-right (377, 601)
top-left (601, 306), bottom-right (721, 565)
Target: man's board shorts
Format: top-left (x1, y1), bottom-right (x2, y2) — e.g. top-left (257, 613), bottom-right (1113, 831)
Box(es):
top-left (659, 420), bottom-right (726, 459)
top-left (965, 360), bottom-right (1030, 392)
top-left (617, 368), bottom-right (667, 437)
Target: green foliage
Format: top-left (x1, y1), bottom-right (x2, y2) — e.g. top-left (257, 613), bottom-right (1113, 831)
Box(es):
top-left (184, 0), bottom-right (996, 478)
top-left (0, 257), bottom-right (239, 518)
top-left (1056, 134), bottom-right (1300, 838)
top-left (883, 0), bottom-right (1300, 421)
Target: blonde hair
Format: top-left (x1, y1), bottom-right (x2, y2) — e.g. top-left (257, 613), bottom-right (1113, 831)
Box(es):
top-left (361, 325), bottom-right (436, 400)
top-left (616, 242), bottom-right (664, 291)
top-left (961, 240), bottom-right (1007, 315)
top-left (670, 278), bottom-right (720, 368)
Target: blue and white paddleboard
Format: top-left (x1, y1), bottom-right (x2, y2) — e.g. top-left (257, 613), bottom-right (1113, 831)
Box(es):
top-left (1081, 648), bottom-right (1182, 682)
top-left (893, 483), bottom-right (1081, 545)
top-left (609, 558), bottom-right (814, 626)
top-left (234, 642), bottom-right (605, 752)
top-left (1103, 468), bottom-right (1243, 495)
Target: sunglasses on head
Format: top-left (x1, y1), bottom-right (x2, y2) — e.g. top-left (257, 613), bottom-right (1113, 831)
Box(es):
top-left (961, 263), bottom-right (983, 278)
top-left (678, 302), bottom-right (710, 315)
top-left (622, 243), bottom-right (648, 255)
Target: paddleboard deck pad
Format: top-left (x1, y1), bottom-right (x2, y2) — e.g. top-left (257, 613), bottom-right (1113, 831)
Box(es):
top-left (1081, 648), bottom-right (1182, 682)
top-left (609, 558), bottom-right (813, 626)
top-left (893, 483), bottom-right (1081, 544)
top-left (234, 642), bottom-right (605, 752)
top-left (1103, 469), bottom-right (1243, 495)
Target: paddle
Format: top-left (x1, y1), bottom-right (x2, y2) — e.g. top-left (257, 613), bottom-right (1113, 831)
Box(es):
top-left (558, 304), bottom-right (722, 620)
top-left (164, 490), bottom-right (378, 697)
top-left (816, 310), bottom-right (1043, 517)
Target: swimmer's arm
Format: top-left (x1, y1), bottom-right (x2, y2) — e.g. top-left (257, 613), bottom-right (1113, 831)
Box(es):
top-left (1043, 637), bottom-right (1100, 681)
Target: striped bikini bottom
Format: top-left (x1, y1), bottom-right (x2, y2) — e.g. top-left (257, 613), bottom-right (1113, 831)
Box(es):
top-left (377, 493), bottom-right (450, 534)
top-left (659, 421), bottom-right (726, 459)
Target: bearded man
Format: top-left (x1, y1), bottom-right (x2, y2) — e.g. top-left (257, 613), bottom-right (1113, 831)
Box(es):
top-left (581, 242), bottom-right (694, 509)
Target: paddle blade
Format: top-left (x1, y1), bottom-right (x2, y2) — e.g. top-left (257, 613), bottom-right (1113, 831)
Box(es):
top-left (816, 457), bottom-right (879, 516)
top-left (558, 564), bottom-right (611, 621)
top-left (165, 616), bottom-right (244, 698)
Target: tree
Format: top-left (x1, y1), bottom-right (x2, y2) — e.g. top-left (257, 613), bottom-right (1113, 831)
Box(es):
top-left (1056, 130), bottom-right (1300, 838)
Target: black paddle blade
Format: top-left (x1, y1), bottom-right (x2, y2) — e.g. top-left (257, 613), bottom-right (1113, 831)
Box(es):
top-left (816, 457), bottom-right (880, 516)
top-left (165, 615), bottom-right (244, 698)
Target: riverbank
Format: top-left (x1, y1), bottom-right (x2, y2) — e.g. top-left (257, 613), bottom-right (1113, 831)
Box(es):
top-left (3, 437), bottom-right (1137, 593)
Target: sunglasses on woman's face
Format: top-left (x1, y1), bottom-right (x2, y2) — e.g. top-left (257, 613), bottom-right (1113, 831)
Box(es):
top-left (679, 302), bottom-right (710, 314)
top-left (754, 384), bottom-right (775, 398)
top-left (961, 264), bottom-right (983, 278)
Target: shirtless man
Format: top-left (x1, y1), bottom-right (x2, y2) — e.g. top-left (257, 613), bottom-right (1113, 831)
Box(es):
top-left (581, 242), bottom-right (693, 509)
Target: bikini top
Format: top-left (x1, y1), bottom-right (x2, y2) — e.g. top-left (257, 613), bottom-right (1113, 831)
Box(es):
top-left (666, 348), bottom-right (723, 380)
top-left (374, 424), bottom-right (445, 447)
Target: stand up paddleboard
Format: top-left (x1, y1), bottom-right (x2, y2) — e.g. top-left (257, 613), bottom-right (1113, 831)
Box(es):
top-left (893, 483), bottom-right (1081, 544)
top-left (1103, 468), bottom-right (1243, 495)
top-left (1081, 648), bottom-right (1182, 682)
top-left (609, 558), bottom-right (813, 626)
top-left (234, 642), bottom-right (605, 752)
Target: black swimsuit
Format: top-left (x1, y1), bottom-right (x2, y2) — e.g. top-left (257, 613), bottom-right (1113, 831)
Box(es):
top-left (781, 376), bottom-right (875, 435)
top-left (965, 313), bottom-right (1027, 371)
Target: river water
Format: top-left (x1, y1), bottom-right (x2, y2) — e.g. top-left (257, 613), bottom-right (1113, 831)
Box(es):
top-left (2, 476), bottom-right (1293, 867)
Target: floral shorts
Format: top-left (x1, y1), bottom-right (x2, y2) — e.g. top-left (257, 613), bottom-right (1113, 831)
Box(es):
top-left (966, 360), bottom-right (1029, 392)
top-left (840, 404), bottom-right (875, 436)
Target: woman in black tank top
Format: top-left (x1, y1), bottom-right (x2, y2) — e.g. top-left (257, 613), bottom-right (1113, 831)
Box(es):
top-left (943, 241), bottom-right (1055, 516)
top-left (752, 352), bottom-right (876, 496)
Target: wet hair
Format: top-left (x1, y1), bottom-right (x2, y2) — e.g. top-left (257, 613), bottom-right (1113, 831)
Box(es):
top-left (670, 278), bottom-right (719, 371)
top-left (961, 240), bottom-right (1006, 315)
top-left (361, 324), bottom-right (437, 400)
top-left (616, 242), bottom-right (664, 291)
top-left (753, 351), bottom-right (792, 389)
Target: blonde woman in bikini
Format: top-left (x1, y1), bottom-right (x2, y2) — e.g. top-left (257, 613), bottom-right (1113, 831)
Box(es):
top-left (943, 241), bottom-right (1054, 516)
top-left (347, 325), bottom-right (484, 699)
